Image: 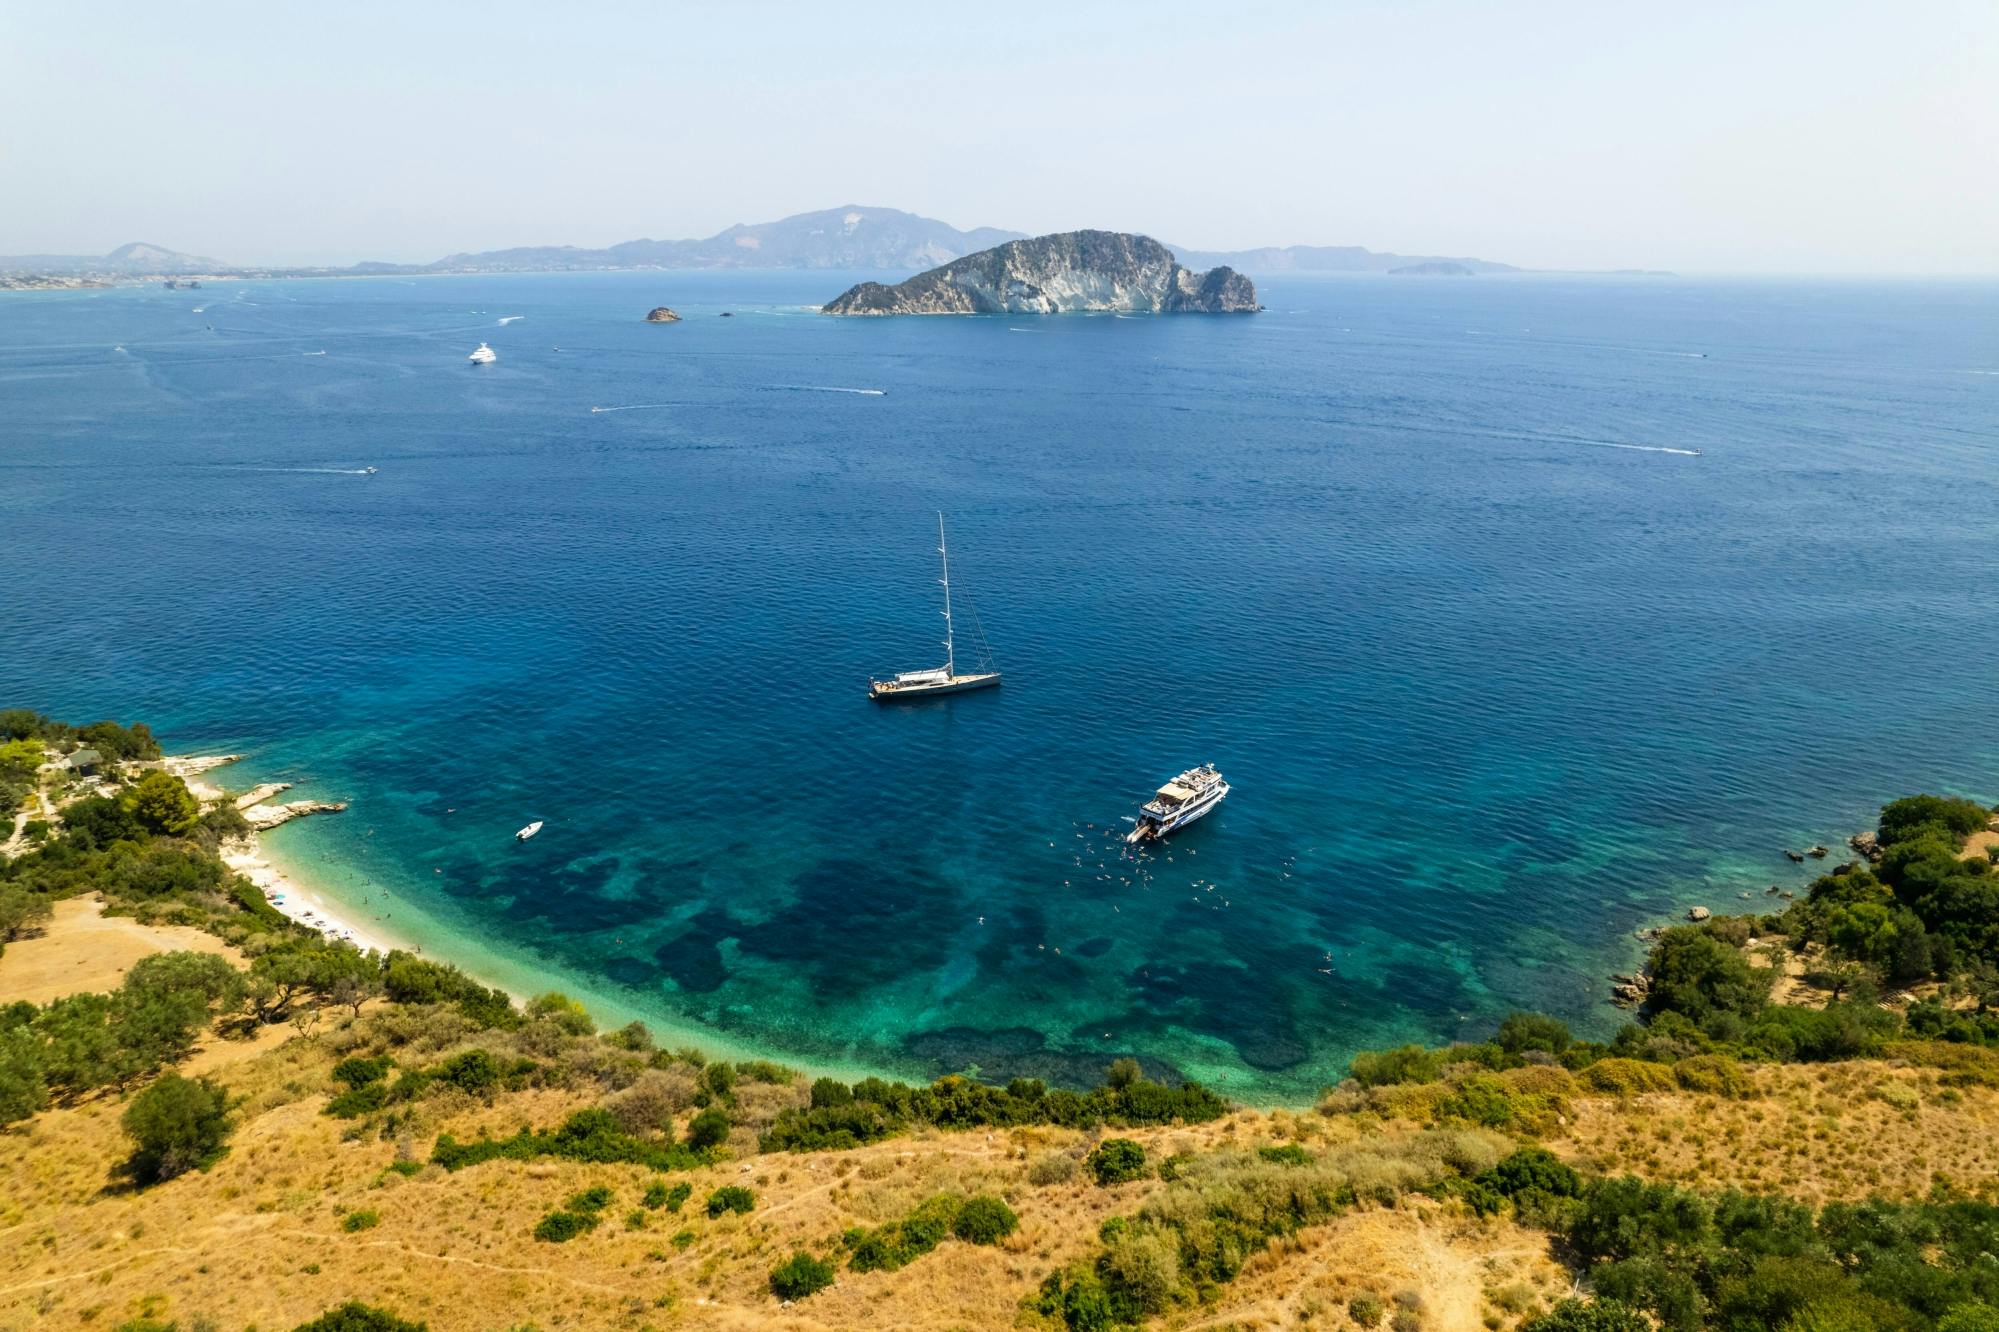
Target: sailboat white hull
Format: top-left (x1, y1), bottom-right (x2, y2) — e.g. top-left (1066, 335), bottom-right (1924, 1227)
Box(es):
top-left (868, 513), bottom-right (999, 702)
top-left (869, 671), bottom-right (1001, 701)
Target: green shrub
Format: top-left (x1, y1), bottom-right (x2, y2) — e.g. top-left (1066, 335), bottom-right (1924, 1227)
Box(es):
top-left (1462, 1180), bottom-right (1507, 1216)
top-left (1879, 794), bottom-right (1991, 846)
top-left (686, 1105), bottom-right (730, 1149)
top-left (1256, 1143), bottom-right (1312, 1166)
top-left (643, 1178), bottom-right (692, 1211)
top-left (1496, 1012), bottom-right (1575, 1055)
top-left (565, 1185), bottom-right (613, 1214)
top-left (1348, 1044), bottom-right (1447, 1087)
top-left (769, 1251), bottom-right (836, 1301)
top-left (1436, 1074), bottom-right (1520, 1126)
top-left (705, 1185), bottom-right (754, 1217)
top-left (525, 991), bottom-right (594, 1036)
top-left (1521, 1301), bottom-right (1651, 1332)
top-left (122, 1072), bottom-right (232, 1184)
top-left (1347, 1291), bottom-right (1386, 1326)
top-left (671, 1229), bottom-right (695, 1249)
top-left (325, 1082), bottom-right (391, 1119)
top-left (532, 1209), bottom-right (599, 1243)
top-left (760, 1067), bottom-right (1226, 1152)
top-left (291, 1302), bottom-right (429, 1331)
top-left (332, 1055), bottom-right (394, 1088)
top-left (1577, 1058), bottom-right (1679, 1096)
top-left (1087, 1137), bottom-right (1147, 1185)
top-left (848, 1195), bottom-right (961, 1272)
top-left (435, 1048), bottom-right (502, 1094)
top-left (431, 1108), bottom-right (708, 1172)
top-left (341, 1209), bottom-right (380, 1232)
top-left (1938, 1304), bottom-right (1999, 1332)
top-left (1672, 1054), bottom-right (1749, 1096)
top-left (952, 1194), bottom-right (1019, 1244)
top-left (1476, 1147), bottom-right (1582, 1203)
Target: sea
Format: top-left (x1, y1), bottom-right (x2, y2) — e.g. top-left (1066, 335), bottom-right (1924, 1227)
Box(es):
top-left (3, 270), bottom-right (1996, 1102)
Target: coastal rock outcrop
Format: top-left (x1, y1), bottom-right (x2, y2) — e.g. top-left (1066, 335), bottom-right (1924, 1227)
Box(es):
top-left (244, 799), bottom-right (347, 830)
top-left (644, 306), bottom-right (681, 322)
top-left (820, 231), bottom-right (1259, 316)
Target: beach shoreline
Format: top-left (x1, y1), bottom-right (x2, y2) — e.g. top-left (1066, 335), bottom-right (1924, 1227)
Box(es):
top-left (170, 753), bottom-right (904, 1087)
top-left (170, 754), bottom-right (417, 965)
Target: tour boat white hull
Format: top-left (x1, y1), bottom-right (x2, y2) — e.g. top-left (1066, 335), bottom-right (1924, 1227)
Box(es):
top-left (1126, 768), bottom-right (1230, 843)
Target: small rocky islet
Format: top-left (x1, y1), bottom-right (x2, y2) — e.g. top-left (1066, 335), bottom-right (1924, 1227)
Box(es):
top-left (644, 306), bottom-right (682, 322)
top-left (819, 229), bottom-right (1259, 316)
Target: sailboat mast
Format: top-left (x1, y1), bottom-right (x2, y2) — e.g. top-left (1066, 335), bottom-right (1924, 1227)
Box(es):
top-left (938, 511), bottom-right (955, 677)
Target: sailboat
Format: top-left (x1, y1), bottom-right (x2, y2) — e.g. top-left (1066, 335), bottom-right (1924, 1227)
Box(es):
top-left (869, 514), bottom-right (1001, 701)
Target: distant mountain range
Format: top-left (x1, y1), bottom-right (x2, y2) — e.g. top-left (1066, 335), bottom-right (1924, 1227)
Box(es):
top-left (0, 241), bottom-right (224, 277)
top-left (0, 207), bottom-right (1520, 279)
top-left (417, 206), bottom-right (1025, 274)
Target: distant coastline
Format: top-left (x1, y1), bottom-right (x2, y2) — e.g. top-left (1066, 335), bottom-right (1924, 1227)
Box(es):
top-left (0, 204), bottom-right (1524, 285)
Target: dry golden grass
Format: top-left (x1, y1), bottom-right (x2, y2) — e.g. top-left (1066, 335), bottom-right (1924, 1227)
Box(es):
top-left (12, 898), bottom-right (1994, 1331)
top-left (1544, 1057), bottom-right (1999, 1205)
top-left (0, 893), bottom-right (240, 1006)
top-left (1158, 1204), bottom-right (1566, 1332)
top-left (0, 1021), bottom-right (1574, 1332)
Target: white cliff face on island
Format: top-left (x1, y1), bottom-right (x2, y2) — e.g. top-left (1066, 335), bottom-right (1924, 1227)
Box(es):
top-left (820, 230), bottom-right (1259, 316)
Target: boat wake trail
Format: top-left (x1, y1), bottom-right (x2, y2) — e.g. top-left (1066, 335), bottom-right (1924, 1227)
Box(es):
top-left (1579, 441), bottom-right (1702, 456)
top-left (234, 466), bottom-right (377, 475)
top-left (769, 384), bottom-right (887, 395)
top-left (589, 402), bottom-right (681, 414)
top-left (498, 315), bottom-right (526, 324)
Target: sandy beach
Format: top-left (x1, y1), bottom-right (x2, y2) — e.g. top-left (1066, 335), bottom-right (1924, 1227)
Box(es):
top-left (169, 753), bottom-right (404, 958)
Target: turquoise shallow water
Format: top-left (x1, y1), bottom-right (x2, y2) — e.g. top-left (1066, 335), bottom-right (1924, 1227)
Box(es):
top-left (3, 270), bottom-right (1996, 1101)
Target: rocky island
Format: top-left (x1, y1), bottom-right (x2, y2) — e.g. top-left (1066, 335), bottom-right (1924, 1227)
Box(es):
top-left (820, 230), bottom-right (1258, 316)
top-left (644, 306), bottom-right (681, 322)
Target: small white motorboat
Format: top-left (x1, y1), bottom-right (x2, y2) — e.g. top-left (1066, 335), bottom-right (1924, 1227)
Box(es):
top-left (469, 343), bottom-right (497, 365)
top-left (515, 821), bottom-right (543, 842)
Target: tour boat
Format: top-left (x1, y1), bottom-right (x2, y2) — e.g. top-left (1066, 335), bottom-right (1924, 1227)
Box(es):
top-left (515, 821), bottom-right (543, 842)
top-left (468, 343), bottom-right (497, 364)
top-left (869, 514), bottom-right (1001, 701)
top-left (1125, 765), bottom-right (1230, 843)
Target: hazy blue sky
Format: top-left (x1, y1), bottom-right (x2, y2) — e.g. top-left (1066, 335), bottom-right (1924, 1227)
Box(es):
top-left (3, 1), bottom-right (1994, 273)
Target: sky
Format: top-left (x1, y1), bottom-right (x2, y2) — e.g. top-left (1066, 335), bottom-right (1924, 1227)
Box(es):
top-left (2, 1), bottom-right (1994, 274)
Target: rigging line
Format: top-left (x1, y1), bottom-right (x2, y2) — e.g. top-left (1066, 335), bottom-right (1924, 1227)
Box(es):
top-left (959, 585), bottom-right (998, 672)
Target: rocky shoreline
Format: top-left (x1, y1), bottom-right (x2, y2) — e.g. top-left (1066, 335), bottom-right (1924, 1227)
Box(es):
top-left (168, 755), bottom-right (387, 954)
top-left (1610, 821), bottom-right (1929, 1008)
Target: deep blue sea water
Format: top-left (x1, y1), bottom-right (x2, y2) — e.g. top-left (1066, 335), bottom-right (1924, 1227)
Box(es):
top-left (3, 270), bottom-right (1996, 1100)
